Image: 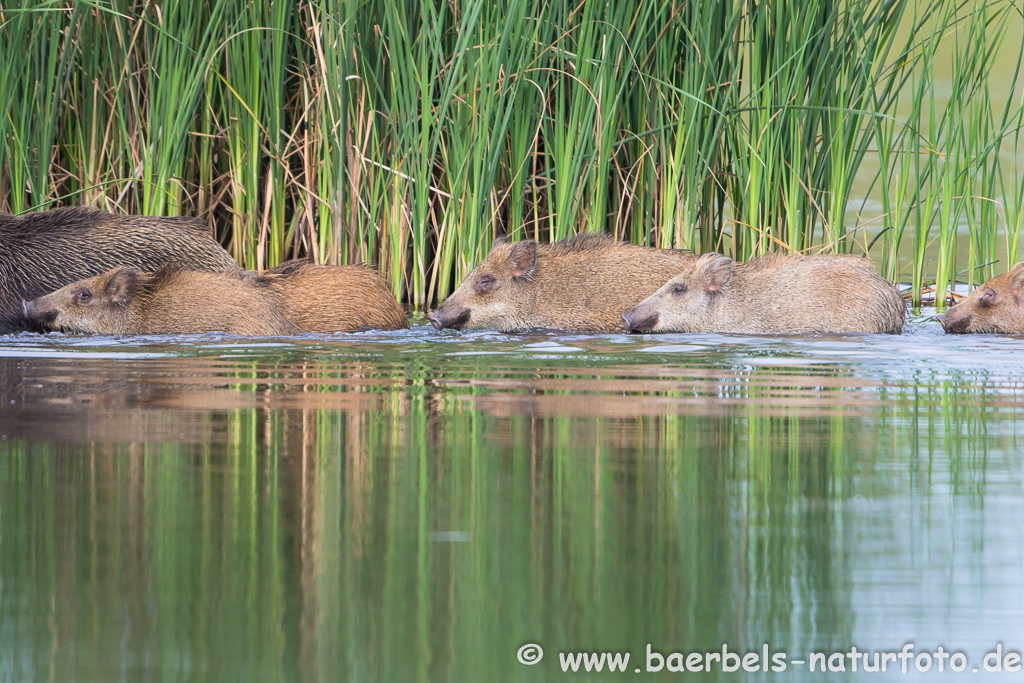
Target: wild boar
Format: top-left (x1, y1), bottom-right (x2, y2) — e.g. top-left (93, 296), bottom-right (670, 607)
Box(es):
top-left (623, 252), bottom-right (906, 334)
top-left (252, 259), bottom-right (407, 331)
top-left (426, 234), bottom-right (696, 332)
top-left (1, 207), bottom-right (239, 334)
top-left (939, 263), bottom-right (1024, 333)
top-left (23, 266), bottom-right (297, 336)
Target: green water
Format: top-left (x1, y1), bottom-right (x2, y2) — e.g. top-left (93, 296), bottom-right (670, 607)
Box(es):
top-left (2, 317), bottom-right (1023, 681)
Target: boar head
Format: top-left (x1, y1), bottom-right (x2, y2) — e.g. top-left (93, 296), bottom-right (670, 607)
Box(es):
top-left (940, 263), bottom-right (1024, 334)
top-left (23, 267), bottom-right (139, 334)
top-left (427, 237), bottom-right (538, 331)
top-left (623, 252), bottom-right (733, 333)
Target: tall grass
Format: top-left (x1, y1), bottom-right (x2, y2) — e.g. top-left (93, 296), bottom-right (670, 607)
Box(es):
top-left (872, 0), bottom-right (1024, 309)
top-left (0, 0), bottom-right (1021, 311)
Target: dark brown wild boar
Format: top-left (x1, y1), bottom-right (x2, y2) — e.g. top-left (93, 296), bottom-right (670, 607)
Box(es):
top-left (939, 263), bottom-right (1024, 333)
top-left (252, 259), bottom-right (408, 331)
top-left (623, 252), bottom-right (906, 334)
top-left (1, 207), bottom-right (239, 334)
top-left (427, 234), bottom-right (695, 332)
top-left (23, 266), bottom-right (297, 336)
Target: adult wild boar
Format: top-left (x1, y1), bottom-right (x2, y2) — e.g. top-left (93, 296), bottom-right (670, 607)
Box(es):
top-left (0, 207), bottom-right (238, 334)
top-left (939, 263), bottom-right (1024, 333)
top-left (23, 266), bottom-right (297, 336)
top-left (427, 234), bottom-right (695, 332)
top-left (252, 259), bottom-right (408, 331)
top-left (623, 252), bottom-right (906, 334)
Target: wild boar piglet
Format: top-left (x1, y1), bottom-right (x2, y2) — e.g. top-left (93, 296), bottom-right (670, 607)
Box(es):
top-left (248, 259), bottom-right (408, 332)
top-left (2, 207), bottom-right (238, 334)
top-left (623, 252), bottom-right (906, 335)
top-left (428, 234), bottom-right (696, 332)
top-left (24, 266), bottom-right (297, 336)
top-left (940, 263), bottom-right (1024, 334)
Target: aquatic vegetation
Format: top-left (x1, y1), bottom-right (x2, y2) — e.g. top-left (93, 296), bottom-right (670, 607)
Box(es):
top-left (0, 0), bottom-right (1021, 312)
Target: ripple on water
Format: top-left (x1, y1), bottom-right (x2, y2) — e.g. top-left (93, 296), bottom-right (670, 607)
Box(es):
top-left (2, 313), bottom-right (1024, 683)
top-left (2, 318), bottom-right (1024, 387)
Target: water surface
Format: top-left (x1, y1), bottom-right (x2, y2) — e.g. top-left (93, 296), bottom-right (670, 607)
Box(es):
top-left (1, 316), bottom-right (1023, 681)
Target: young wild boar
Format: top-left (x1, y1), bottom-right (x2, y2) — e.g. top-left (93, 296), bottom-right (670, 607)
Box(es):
top-left (251, 259), bottom-right (408, 331)
top-left (623, 252), bottom-right (906, 334)
top-left (1, 207), bottom-right (239, 334)
top-left (939, 263), bottom-right (1024, 333)
top-left (426, 234), bottom-right (696, 332)
top-left (23, 266), bottom-right (298, 336)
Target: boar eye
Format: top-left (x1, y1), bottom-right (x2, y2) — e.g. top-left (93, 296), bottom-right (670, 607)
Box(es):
top-left (670, 283), bottom-right (688, 296)
top-left (476, 275), bottom-right (497, 293)
top-left (75, 289), bottom-right (92, 303)
top-left (980, 289), bottom-right (996, 304)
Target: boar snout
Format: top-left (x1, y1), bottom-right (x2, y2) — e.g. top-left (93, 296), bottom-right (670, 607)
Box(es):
top-left (938, 309), bottom-right (971, 333)
top-left (427, 306), bottom-right (471, 330)
top-left (22, 299), bottom-right (56, 325)
top-left (624, 310), bottom-right (659, 333)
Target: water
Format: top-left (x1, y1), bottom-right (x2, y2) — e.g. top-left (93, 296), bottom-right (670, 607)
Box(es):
top-left (2, 316), bottom-right (1023, 681)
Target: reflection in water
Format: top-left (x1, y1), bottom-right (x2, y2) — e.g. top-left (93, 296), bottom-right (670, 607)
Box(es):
top-left (0, 324), bottom-right (1022, 681)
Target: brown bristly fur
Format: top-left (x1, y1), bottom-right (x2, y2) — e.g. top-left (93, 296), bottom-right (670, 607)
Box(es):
top-left (1, 207), bottom-right (238, 334)
top-left (626, 252), bottom-right (906, 334)
top-left (429, 234), bottom-right (695, 332)
top-left (940, 263), bottom-right (1024, 334)
top-left (253, 259), bottom-right (408, 332)
top-left (25, 266), bottom-right (297, 336)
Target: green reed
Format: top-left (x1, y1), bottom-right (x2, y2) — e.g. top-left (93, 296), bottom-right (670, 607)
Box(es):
top-left (0, 0), bottom-right (1021, 310)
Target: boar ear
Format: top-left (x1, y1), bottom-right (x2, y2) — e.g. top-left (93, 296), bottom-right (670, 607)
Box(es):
top-left (698, 253), bottom-right (734, 292)
top-left (508, 240), bottom-right (537, 279)
top-left (1010, 263), bottom-right (1024, 291)
top-left (106, 268), bottom-right (138, 305)
top-left (492, 235), bottom-right (509, 248)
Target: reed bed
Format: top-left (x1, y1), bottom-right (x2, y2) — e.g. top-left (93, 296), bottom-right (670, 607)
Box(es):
top-left (1, 0), bottom-right (1021, 311)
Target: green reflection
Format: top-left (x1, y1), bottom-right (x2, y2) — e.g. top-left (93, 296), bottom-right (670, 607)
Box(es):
top-left (0, 349), bottom-right (1019, 682)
